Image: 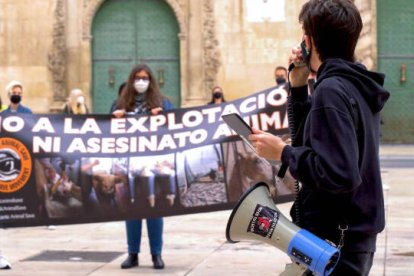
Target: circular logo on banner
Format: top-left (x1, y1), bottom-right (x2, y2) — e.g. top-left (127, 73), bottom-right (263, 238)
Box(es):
top-left (0, 138), bottom-right (32, 193)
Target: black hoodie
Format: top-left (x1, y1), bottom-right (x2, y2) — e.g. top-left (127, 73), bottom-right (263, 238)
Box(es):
top-left (281, 58), bottom-right (390, 252)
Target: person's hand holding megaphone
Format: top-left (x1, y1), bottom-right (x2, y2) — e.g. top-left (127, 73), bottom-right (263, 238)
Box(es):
top-left (249, 127), bottom-right (287, 161)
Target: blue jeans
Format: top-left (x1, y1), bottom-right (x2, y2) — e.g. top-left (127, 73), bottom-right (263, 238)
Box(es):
top-left (125, 218), bottom-right (163, 255)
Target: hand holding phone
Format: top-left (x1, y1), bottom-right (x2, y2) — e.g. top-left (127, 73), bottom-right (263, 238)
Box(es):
top-left (288, 40), bottom-right (310, 71)
top-left (222, 113), bottom-right (254, 148)
top-left (288, 39), bottom-right (311, 87)
top-left (222, 113), bottom-right (272, 166)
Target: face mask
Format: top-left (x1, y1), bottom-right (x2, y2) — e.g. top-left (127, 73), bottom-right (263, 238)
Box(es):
top-left (77, 96), bottom-right (85, 105)
top-left (276, 77), bottom-right (286, 85)
top-left (134, 79), bottom-right (150, 94)
top-left (10, 95), bottom-right (21, 104)
top-left (213, 92), bottom-right (222, 99)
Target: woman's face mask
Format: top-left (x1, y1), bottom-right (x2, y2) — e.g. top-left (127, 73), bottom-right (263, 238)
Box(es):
top-left (134, 79), bottom-right (150, 94)
top-left (276, 77), bottom-right (287, 85)
top-left (213, 91), bottom-right (222, 99)
top-left (77, 95), bottom-right (85, 105)
top-left (10, 94), bottom-right (22, 104)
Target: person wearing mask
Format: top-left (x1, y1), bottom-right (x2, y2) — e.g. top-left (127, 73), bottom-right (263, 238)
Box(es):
top-left (62, 89), bottom-right (89, 115)
top-left (207, 86), bottom-right (226, 105)
top-left (250, 0), bottom-right (390, 275)
top-left (113, 64), bottom-right (173, 270)
top-left (1, 80), bottom-right (32, 114)
top-left (274, 66), bottom-right (288, 91)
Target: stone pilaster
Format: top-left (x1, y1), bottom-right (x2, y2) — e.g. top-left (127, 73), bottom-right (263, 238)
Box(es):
top-left (48, 0), bottom-right (67, 112)
top-left (202, 0), bottom-right (221, 96)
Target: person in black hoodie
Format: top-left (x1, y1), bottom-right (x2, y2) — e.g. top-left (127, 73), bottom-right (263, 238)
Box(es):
top-left (250, 0), bottom-right (390, 275)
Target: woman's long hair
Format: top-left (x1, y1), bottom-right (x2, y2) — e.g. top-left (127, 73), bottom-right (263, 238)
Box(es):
top-left (208, 86), bottom-right (226, 104)
top-left (117, 64), bottom-right (165, 112)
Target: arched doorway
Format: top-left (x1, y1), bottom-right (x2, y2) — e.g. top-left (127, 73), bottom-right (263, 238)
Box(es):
top-left (91, 0), bottom-right (181, 113)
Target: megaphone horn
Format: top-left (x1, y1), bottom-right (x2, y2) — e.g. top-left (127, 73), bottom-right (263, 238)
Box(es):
top-left (226, 182), bottom-right (340, 276)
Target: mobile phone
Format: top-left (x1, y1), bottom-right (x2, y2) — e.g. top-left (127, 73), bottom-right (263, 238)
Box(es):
top-left (222, 113), bottom-right (256, 150)
top-left (222, 113), bottom-right (272, 167)
top-left (288, 40), bottom-right (310, 71)
top-left (222, 113), bottom-right (252, 140)
top-left (300, 40), bottom-right (310, 63)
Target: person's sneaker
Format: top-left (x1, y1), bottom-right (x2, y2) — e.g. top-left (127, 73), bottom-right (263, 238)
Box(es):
top-left (120, 253), bottom-right (138, 269)
top-left (0, 255), bottom-right (11, 269)
top-left (152, 255), bottom-right (165, 269)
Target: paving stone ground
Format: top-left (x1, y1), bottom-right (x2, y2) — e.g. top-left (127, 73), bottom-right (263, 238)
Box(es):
top-left (1, 145), bottom-right (413, 275)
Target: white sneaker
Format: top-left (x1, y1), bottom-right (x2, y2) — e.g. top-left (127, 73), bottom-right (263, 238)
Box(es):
top-left (47, 225), bottom-right (57, 230)
top-left (0, 255), bottom-right (11, 269)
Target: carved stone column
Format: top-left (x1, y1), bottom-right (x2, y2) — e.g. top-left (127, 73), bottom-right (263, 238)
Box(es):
top-left (355, 0), bottom-right (377, 70)
top-left (48, 0), bottom-right (68, 112)
top-left (202, 0), bottom-right (221, 96)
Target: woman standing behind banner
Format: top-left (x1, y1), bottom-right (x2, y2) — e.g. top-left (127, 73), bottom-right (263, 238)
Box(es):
top-left (63, 89), bottom-right (89, 115)
top-left (112, 64), bottom-right (173, 270)
top-left (207, 86), bottom-right (226, 105)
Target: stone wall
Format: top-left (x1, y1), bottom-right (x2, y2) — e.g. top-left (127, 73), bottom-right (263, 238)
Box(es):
top-left (0, 1), bottom-right (55, 113)
top-left (213, 0), bottom-right (307, 100)
top-left (355, 0), bottom-right (378, 70)
top-left (213, 0), bottom-right (377, 100)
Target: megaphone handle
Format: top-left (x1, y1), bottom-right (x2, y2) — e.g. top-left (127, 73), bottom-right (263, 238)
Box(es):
top-left (277, 163), bottom-right (288, 178)
top-left (293, 180), bottom-right (302, 226)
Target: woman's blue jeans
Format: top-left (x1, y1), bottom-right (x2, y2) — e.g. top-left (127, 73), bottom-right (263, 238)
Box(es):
top-left (125, 218), bottom-right (163, 255)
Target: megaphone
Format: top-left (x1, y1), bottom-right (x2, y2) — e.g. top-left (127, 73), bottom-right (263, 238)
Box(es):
top-left (226, 182), bottom-right (339, 276)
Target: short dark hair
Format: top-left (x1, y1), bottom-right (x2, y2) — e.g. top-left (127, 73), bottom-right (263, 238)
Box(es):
top-left (299, 0), bottom-right (362, 62)
top-left (275, 66), bottom-right (287, 74)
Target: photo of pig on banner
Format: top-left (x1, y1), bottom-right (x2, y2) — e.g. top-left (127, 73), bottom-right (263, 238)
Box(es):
top-left (0, 86), bottom-right (296, 228)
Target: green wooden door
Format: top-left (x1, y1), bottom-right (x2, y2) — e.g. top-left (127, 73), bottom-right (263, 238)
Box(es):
top-left (92, 0), bottom-right (180, 113)
top-left (377, 0), bottom-right (414, 143)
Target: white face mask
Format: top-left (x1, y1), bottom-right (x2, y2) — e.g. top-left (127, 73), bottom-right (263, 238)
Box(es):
top-left (77, 95), bottom-right (85, 105)
top-left (134, 79), bottom-right (150, 94)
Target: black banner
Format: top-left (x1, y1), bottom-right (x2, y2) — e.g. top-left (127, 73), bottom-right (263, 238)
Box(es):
top-left (0, 87), bottom-right (295, 228)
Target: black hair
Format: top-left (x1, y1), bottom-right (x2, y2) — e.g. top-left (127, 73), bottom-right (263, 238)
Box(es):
top-left (275, 66), bottom-right (288, 74)
top-left (299, 0), bottom-right (362, 62)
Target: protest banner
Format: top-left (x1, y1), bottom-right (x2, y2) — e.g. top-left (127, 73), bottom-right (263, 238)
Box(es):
top-left (0, 87), bottom-right (295, 228)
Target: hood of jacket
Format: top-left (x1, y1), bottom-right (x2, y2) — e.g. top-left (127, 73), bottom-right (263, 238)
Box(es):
top-left (315, 59), bottom-right (390, 113)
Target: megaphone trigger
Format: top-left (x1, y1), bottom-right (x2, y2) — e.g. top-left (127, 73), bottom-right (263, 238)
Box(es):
top-left (226, 182), bottom-right (340, 276)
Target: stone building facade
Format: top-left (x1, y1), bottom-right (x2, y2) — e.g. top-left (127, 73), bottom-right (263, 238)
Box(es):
top-left (0, 0), bottom-right (377, 113)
